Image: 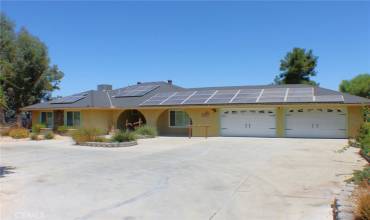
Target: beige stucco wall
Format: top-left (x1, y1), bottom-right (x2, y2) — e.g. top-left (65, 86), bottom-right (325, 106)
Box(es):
top-left (347, 106), bottom-right (364, 138)
top-left (184, 108), bottom-right (219, 137)
top-left (31, 111), bottom-right (40, 125)
top-left (81, 110), bottom-right (115, 133)
top-left (275, 107), bottom-right (285, 137)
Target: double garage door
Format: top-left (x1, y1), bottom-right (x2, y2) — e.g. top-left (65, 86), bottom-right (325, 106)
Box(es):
top-left (220, 108), bottom-right (347, 138)
top-left (285, 108), bottom-right (347, 138)
top-left (220, 108), bottom-right (276, 137)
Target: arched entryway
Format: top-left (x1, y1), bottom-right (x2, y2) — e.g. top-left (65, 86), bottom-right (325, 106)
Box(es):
top-left (156, 109), bottom-right (192, 136)
top-left (117, 110), bottom-right (146, 130)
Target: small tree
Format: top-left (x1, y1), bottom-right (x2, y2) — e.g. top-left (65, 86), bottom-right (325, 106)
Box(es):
top-left (274, 48), bottom-right (318, 85)
top-left (339, 73), bottom-right (370, 98)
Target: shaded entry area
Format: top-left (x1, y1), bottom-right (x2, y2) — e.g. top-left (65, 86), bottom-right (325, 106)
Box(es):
top-left (157, 110), bottom-right (192, 136)
top-left (117, 110), bottom-right (146, 130)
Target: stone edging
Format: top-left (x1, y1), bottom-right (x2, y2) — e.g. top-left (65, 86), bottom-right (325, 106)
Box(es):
top-left (79, 141), bottom-right (138, 148)
top-left (333, 182), bottom-right (355, 220)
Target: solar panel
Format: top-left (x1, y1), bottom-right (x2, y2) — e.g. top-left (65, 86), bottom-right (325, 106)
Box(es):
top-left (231, 98), bottom-right (259, 104)
top-left (161, 91), bottom-right (195, 105)
top-left (285, 87), bottom-right (314, 102)
top-left (230, 89), bottom-right (261, 103)
top-left (183, 90), bottom-right (215, 105)
top-left (258, 97), bottom-right (286, 103)
top-left (314, 95), bottom-right (343, 102)
top-left (257, 88), bottom-right (286, 103)
top-left (114, 85), bottom-right (159, 97)
top-left (50, 95), bottom-right (86, 104)
top-left (288, 88), bottom-right (313, 96)
top-left (206, 90), bottom-right (238, 104)
top-left (139, 92), bottom-right (174, 105)
top-left (140, 86), bottom-right (344, 106)
top-left (286, 97), bottom-right (314, 102)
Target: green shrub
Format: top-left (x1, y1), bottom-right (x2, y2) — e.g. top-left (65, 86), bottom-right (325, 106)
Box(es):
top-left (9, 128), bottom-right (30, 139)
top-left (347, 166), bottom-right (370, 185)
top-left (134, 125), bottom-right (157, 138)
top-left (57, 125), bottom-right (68, 134)
top-left (30, 133), bottom-right (40, 140)
top-left (44, 131), bottom-right (55, 140)
top-left (357, 122), bottom-right (370, 157)
top-left (112, 131), bottom-right (137, 142)
top-left (71, 128), bottom-right (104, 144)
top-left (32, 124), bottom-right (45, 134)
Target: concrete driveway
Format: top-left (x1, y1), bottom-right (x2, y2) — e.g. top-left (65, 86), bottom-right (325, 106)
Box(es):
top-left (0, 137), bottom-right (366, 220)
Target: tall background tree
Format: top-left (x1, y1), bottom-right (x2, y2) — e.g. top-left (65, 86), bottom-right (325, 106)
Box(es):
top-left (274, 48), bottom-right (318, 85)
top-left (0, 13), bottom-right (63, 125)
top-left (339, 73), bottom-right (370, 98)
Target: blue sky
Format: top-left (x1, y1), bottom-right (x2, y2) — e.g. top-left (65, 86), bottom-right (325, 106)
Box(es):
top-left (2, 1), bottom-right (369, 96)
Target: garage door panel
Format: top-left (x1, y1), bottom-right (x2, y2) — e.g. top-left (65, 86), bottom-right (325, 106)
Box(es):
top-left (220, 108), bottom-right (276, 137)
top-left (285, 108), bottom-right (346, 138)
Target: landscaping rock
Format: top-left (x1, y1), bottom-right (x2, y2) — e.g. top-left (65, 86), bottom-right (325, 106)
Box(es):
top-left (79, 141), bottom-right (137, 148)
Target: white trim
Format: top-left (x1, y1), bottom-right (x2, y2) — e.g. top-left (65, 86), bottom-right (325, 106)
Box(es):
top-left (283, 88), bottom-right (290, 102)
top-left (204, 90), bottom-right (218, 104)
top-left (160, 92), bottom-right (178, 105)
top-left (256, 89), bottom-right (264, 103)
top-left (229, 89), bottom-right (241, 103)
top-left (106, 91), bottom-right (114, 108)
top-left (312, 87), bottom-right (316, 102)
top-left (181, 91), bottom-right (197, 104)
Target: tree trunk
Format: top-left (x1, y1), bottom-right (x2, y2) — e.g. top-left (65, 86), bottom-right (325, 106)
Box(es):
top-left (16, 111), bottom-right (22, 128)
top-left (0, 107), bottom-right (5, 126)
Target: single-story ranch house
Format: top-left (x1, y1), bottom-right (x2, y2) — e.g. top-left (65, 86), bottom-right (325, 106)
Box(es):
top-left (23, 80), bottom-right (370, 138)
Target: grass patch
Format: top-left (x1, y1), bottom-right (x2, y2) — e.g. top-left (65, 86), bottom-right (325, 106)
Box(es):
top-left (71, 128), bottom-right (105, 144)
top-left (134, 125), bottom-right (157, 138)
top-left (112, 131), bottom-right (137, 142)
top-left (347, 166), bottom-right (370, 185)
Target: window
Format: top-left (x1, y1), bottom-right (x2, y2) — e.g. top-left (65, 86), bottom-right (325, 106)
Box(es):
top-left (169, 111), bottom-right (191, 127)
top-left (66, 112), bottom-right (80, 127)
top-left (231, 111), bottom-right (238, 114)
top-left (40, 112), bottom-right (53, 128)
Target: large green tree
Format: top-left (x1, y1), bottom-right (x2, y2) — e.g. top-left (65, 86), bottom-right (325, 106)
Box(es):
top-left (274, 48), bottom-right (318, 85)
top-left (0, 13), bottom-right (63, 125)
top-left (339, 73), bottom-right (370, 98)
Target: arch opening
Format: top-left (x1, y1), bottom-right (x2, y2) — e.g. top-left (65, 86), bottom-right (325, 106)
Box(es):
top-left (156, 109), bottom-right (192, 136)
top-left (117, 110), bottom-right (146, 130)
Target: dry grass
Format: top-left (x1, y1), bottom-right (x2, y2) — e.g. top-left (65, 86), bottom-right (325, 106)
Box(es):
top-left (355, 183), bottom-right (370, 220)
top-left (9, 128), bottom-right (30, 139)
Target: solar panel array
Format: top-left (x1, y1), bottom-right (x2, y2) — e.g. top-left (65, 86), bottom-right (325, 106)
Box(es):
top-left (113, 85), bottom-right (160, 97)
top-left (140, 87), bottom-right (344, 106)
top-left (50, 95), bottom-right (87, 104)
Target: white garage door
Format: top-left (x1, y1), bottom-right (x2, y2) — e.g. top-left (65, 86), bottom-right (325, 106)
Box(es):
top-left (220, 108), bottom-right (276, 137)
top-left (285, 108), bottom-right (347, 138)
